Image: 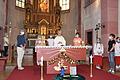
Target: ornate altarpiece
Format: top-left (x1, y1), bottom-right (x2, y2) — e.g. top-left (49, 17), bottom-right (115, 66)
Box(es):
top-left (24, 0), bottom-right (62, 46)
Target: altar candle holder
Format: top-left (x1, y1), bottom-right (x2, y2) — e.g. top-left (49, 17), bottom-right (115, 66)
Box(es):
top-left (41, 56), bottom-right (44, 80)
top-left (90, 55), bottom-right (93, 77)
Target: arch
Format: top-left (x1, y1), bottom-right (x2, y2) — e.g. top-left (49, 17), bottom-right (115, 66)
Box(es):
top-left (38, 19), bottom-right (49, 25)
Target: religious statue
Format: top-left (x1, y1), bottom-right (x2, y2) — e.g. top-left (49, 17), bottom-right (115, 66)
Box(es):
top-left (39, 0), bottom-right (49, 12)
top-left (54, 2), bottom-right (61, 27)
top-left (41, 25), bottom-right (47, 35)
top-left (25, 7), bottom-right (31, 23)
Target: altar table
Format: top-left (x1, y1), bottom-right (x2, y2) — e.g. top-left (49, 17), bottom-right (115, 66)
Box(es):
top-left (35, 46), bottom-right (88, 74)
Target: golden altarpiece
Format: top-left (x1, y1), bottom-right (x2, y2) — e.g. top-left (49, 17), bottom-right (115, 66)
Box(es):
top-left (24, 0), bottom-right (62, 46)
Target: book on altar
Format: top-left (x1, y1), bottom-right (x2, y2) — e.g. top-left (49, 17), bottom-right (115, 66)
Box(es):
top-left (70, 66), bottom-right (77, 75)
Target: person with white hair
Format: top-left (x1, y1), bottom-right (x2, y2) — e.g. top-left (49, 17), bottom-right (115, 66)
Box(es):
top-left (17, 30), bottom-right (26, 70)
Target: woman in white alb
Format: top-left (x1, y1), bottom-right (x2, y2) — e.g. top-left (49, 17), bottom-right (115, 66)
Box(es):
top-left (115, 37), bottom-right (120, 69)
top-left (47, 35), bottom-right (54, 46)
top-left (93, 38), bottom-right (104, 69)
top-left (54, 29), bottom-right (66, 46)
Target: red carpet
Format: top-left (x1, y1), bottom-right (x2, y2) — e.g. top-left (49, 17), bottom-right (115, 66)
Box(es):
top-left (6, 65), bottom-right (120, 80)
top-left (77, 65), bottom-right (120, 80)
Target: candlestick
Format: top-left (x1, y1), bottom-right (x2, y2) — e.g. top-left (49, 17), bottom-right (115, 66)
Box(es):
top-left (41, 56), bottom-right (43, 66)
top-left (90, 55), bottom-right (93, 77)
top-left (90, 55), bottom-right (93, 64)
top-left (41, 56), bottom-right (43, 80)
top-left (41, 66), bottom-right (43, 80)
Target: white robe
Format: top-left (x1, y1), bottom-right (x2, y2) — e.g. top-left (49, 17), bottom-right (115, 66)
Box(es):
top-left (115, 42), bottom-right (120, 56)
top-left (47, 38), bottom-right (54, 46)
top-left (54, 36), bottom-right (66, 46)
top-left (93, 43), bottom-right (104, 56)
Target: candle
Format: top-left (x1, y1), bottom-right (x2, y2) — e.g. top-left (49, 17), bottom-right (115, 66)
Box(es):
top-left (90, 55), bottom-right (93, 77)
top-left (41, 56), bottom-right (44, 80)
top-left (41, 56), bottom-right (43, 66)
top-left (90, 55), bottom-right (93, 64)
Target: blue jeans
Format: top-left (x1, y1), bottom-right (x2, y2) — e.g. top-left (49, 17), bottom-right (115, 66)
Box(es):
top-left (108, 52), bottom-right (115, 70)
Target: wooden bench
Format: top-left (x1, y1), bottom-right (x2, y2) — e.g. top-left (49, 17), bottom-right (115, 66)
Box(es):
top-left (0, 57), bottom-right (7, 72)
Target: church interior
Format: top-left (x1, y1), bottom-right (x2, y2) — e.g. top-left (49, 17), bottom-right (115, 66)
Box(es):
top-left (0, 0), bottom-right (120, 80)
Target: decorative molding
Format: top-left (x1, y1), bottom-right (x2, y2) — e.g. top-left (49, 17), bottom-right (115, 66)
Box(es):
top-left (38, 19), bottom-right (49, 25)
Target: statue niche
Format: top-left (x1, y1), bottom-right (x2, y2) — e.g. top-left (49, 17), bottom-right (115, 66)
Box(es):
top-left (38, 19), bottom-right (49, 36)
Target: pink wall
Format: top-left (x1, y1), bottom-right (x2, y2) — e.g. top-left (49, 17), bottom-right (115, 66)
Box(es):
top-left (61, 0), bottom-right (79, 45)
top-left (0, 0), bottom-right (7, 49)
top-left (101, 0), bottom-right (118, 56)
top-left (78, 0), bottom-right (81, 36)
top-left (0, 28), bottom-right (4, 50)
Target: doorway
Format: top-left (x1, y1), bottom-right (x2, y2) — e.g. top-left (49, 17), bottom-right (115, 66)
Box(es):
top-left (85, 30), bottom-right (93, 45)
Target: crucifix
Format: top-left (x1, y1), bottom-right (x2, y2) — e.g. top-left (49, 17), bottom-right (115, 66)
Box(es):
top-left (95, 26), bottom-right (99, 39)
top-left (95, 23), bottom-right (105, 40)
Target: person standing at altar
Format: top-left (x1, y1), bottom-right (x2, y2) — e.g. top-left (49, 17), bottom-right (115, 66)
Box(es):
top-left (35, 35), bottom-right (46, 46)
top-left (35, 35), bottom-right (41, 46)
top-left (47, 35), bottom-right (54, 46)
top-left (115, 37), bottom-right (120, 69)
top-left (93, 38), bottom-right (104, 69)
top-left (73, 32), bottom-right (82, 46)
top-left (54, 29), bottom-right (66, 46)
top-left (17, 30), bottom-right (26, 70)
top-left (108, 34), bottom-right (116, 74)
